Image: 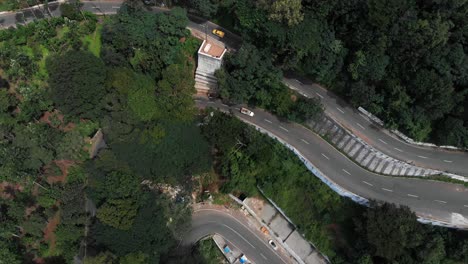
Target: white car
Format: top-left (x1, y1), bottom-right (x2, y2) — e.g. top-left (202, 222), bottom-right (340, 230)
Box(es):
top-left (268, 239), bottom-right (278, 250)
top-left (240, 107), bottom-right (254, 117)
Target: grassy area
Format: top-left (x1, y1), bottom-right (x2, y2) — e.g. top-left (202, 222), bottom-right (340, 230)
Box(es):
top-left (56, 25), bottom-right (70, 39)
top-left (82, 23), bottom-right (103, 57)
top-left (196, 239), bottom-right (228, 264)
top-left (38, 45), bottom-right (50, 78)
top-left (0, 0), bottom-right (12, 12)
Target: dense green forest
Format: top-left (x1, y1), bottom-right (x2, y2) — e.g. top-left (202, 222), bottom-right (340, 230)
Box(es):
top-left (0, 3), bottom-right (212, 263)
top-left (190, 0), bottom-right (468, 147)
top-left (201, 110), bottom-right (468, 263)
top-left (2, 1), bottom-right (468, 263)
top-left (215, 43), bottom-right (324, 123)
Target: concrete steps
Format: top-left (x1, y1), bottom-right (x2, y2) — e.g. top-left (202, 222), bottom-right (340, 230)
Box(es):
top-left (305, 115), bottom-right (442, 177)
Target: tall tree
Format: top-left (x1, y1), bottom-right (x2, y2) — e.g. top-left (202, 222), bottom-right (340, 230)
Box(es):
top-left (46, 50), bottom-right (106, 119)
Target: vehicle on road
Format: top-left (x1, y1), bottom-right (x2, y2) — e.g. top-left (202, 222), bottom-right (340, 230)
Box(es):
top-left (240, 107), bottom-right (254, 117)
top-left (239, 254), bottom-right (249, 263)
top-left (212, 29), bottom-right (225, 38)
top-left (268, 239), bottom-right (278, 250)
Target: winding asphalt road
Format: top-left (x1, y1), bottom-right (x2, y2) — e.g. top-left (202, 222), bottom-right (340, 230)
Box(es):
top-left (1, 2), bottom-right (467, 177)
top-left (184, 208), bottom-right (289, 264)
top-left (0, 0), bottom-right (467, 235)
top-left (282, 78), bottom-right (468, 177)
top-left (197, 99), bottom-right (468, 228)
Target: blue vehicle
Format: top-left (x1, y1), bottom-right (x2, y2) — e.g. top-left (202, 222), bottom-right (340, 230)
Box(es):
top-left (239, 254), bottom-right (249, 263)
top-left (223, 245), bottom-right (231, 254)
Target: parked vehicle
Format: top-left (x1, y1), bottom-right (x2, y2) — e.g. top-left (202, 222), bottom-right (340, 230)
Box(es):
top-left (260, 226), bottom-right (269, 235)
top-left (240, 107), bottom-right (254, 117)
top-left (268, 239), bottom-right (278, 250)
top-left (223, 245), bottom-right (231, 254)
top-left (239, 254), bottom-right (249, 263)
top-left (212, 29), bottom-right (225, 38)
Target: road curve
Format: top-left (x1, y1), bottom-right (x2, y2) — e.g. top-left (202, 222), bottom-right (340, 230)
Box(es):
top-left (282, 78), bottom-right (468, 177)
top-left (1, 0), bottom-right (466, 177)
top-left (184, 208), bottom-right (288, 264)
top-left (198, 99), bottom-right (468, 228)
top-left (1, 0), bottom-right (467, 226)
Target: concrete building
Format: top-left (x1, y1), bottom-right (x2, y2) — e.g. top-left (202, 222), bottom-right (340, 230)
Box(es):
top-left (195, 40), bottom-right (227, 96)
top-left (243, 197), bottom-right (328, 264)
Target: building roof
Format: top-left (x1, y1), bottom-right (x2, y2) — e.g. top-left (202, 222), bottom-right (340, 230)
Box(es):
top-left (269, 214), bottom-right (294, 241)
top-left (198, 40), bottom-right (226, 59)
top-left (284, 230), bottom-right (314, 260)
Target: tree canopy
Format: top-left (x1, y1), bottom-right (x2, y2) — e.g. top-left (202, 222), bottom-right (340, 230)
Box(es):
top-left (46, 50), bottom-right (106, 119)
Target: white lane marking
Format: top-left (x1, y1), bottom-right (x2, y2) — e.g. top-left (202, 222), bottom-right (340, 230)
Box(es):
top-left (434, 200), bottom-right (447, 204)
top-left (362, 181), bottom-right (373, 186)
top-left (261, 253), bottom-right (268, 260)
top-left (378, 139), bottom-right (388, 145)
top-left (443, 160), bottom-right (453, 163)
top-left (342, 169), bottom-right (351, 175)
top-left (221, 103), bottom-right (228, 107)
top-left (417, 155), bottom-right (428, 159)
top-left (407, 194), bottom-right (418, 198)
top-left (301, 139), bottom-right (309, 145)
top-left (321, 153), bottom-right (330, 160)
top-left (336, 107), bottom-right (345, 114)
top-left (382, 188), bottom-right (393, 192)
top-left (359, 113), bottom-right (372, 123)
top-left (222, 224), bottom-right (256, 249)
top-left (112, 6), bottom-right (120, 8)
top-left (190, 209), bottom-right (290, 262)
top-left (264, 119), bottom-right (272, 123)
top-left (279, 126), bottom-right (289, 132)
top-left (315, 92), bottom-right (324, 99)
top-left (356, 123), bottom-right (366, 130)
top-left (234, 107), bottom-right (240, 110)
top-left (394, 147), bottom-right (403, 152)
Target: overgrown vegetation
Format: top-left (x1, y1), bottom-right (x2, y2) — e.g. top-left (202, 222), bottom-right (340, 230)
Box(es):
top-left (216, 43), bottom-right (324, 123)
top-left (191, 0), bottom-right (468, 147)
top-left (0, 3), bottom-right (212, 263)
top-left (201, 111), bottom-right (468, 263)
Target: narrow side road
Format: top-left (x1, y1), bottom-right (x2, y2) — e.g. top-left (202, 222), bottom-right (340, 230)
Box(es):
top-left (183, 205), bottom-right (290, 264)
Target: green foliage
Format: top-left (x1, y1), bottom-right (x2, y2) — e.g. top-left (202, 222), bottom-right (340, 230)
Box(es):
top-left (119, 251), bottom-right (149, 264)
top-left (92, 193), bottom-right (180, 263)
top-left (0, 240), bottom-right (21, 264)
top-left (203, 112), bottom-right (468, 263)
top-left (84, 251), bottom-right (116, 264)
top-left (288, 97), bottom-right (323, 123)
top-left (101, 5), bottom-right (189, 78)
top-left (97, 199), bottom-right (138, 230)
top-left (260, 0), bottom-right (304, 26)
top-left (219, 0), bottom-right (468, 146)
top-left (111, 121), bottom-right (211, 184)
top-left (195, 239), bottom-right (227, 264)
top-left (191, 0), bottom-right (219, 18)
top-left (217, 43), bottom-right (323, 120)
top-left (126, 73), bottom-right (159, 121)
top-left (60, 2), bottom-right (84, 21)
top-left (46, 50), bottom-right (106, 119)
